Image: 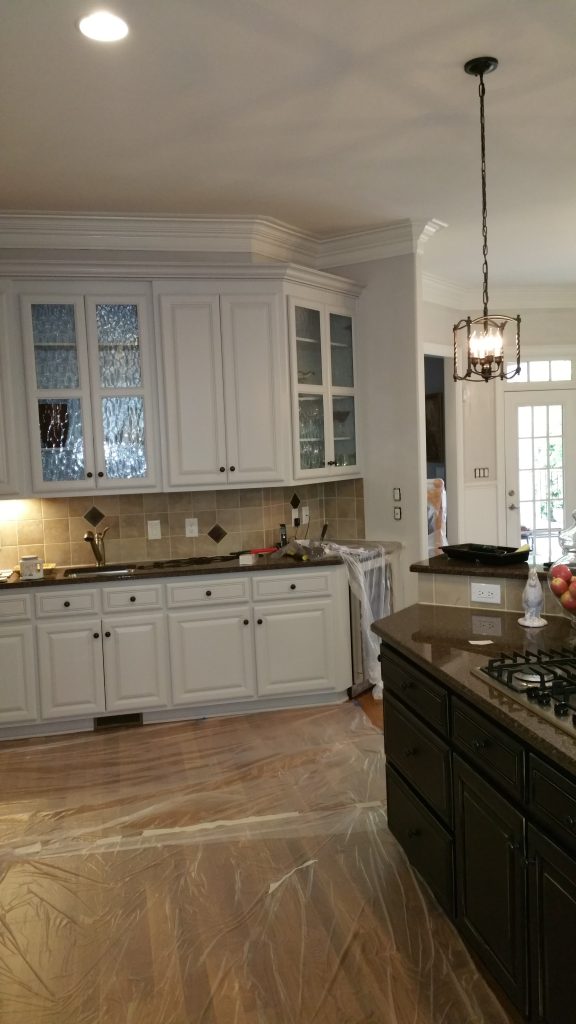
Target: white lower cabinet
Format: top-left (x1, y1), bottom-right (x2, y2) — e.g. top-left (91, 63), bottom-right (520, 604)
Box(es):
top-left (254, 599), bottom-right (336, 697)
top-left (36, 618), bottom-right (106, 718)
top-left (102, 613), bottom-right (169, 711)
top-left (169, 604), bottom-right (256, 705)
top-left (0, 624), bottom-right (39, 722)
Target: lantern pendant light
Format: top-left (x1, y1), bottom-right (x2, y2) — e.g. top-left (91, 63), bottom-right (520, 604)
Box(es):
top-left (453, 57), bottom-right (521, 383)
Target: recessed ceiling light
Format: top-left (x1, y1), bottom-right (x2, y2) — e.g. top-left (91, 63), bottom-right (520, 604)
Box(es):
top-left (78, 10), bottom-right (129, 42)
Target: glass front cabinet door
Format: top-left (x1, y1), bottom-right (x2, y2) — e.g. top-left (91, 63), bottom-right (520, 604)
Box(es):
top-left (289, 298), bottom-right (358, 478)
top-left (20, 289), bottom-right (158, 492)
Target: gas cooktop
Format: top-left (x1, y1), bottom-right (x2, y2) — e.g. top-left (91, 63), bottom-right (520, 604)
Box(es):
top-left (474, 649), bottom-right (576, 737)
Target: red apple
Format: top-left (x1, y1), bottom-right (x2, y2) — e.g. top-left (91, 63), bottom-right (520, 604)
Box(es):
top-left (569, 580), bottom-right (576, 599)
top-left (552, 563), bottom-right (573, 583)
top-left (560, 590), bottom-right (576, 612)
top-left (550, 576), bottom-right (569, 596)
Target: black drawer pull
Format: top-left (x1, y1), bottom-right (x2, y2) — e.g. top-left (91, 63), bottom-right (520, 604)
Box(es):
top-left (229, 465), bottom-right (236, 472)
top-left (86, 471), bottom-right (93, 479)
top-left (104, 631), bottom-right (111, 638)
top-left (97, 471), bottom-right (104, 478)
top-left (93, 632), bottom-right (100, 639)
top-left (472, 737), bottom-right (490, 751)
top-left (243, 619), bottom-right (249, 625)
top-left (407, 828), bottom-right (421, 839)
top-left (404, 746), bottom-right (419, 758)
top-left (565, 815), bottom-right (576, 829)
top-left (290, 583), bottom-right (296, 590)
top-left (64, 600), bottom-right (71, 608)
top-left (130, 595), bottom-right (136, 603)
top-left (400, 680), bottom-right (414, 691)
top-left (205, 590), bottom-right (212, 597)
top-left (219, 466), bottom-right (225, 473)
top-left (257, 618), bottom-right (263, 625)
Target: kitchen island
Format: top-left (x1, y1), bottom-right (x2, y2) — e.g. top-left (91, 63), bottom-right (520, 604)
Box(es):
top-left (372, 603), bottom-right (576, 1024)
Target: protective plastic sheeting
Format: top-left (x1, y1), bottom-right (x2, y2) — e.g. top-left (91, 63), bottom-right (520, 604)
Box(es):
top-left (0, 704), bottom-right (513, 1024)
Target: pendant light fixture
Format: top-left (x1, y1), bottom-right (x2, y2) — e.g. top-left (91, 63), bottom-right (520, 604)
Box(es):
top-left (453, 57), bottom-right (521, 383)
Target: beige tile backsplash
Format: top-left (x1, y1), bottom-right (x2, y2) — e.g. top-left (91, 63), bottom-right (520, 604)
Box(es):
top-left (0, 481), bottom-right (365, 569)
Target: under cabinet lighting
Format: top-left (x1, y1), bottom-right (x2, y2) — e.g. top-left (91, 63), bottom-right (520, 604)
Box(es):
top-left (78, 10), bottom-right (129, 42)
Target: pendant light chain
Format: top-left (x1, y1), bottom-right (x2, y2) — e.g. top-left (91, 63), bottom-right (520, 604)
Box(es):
top-left (478, 73), bottom-right (489, 319)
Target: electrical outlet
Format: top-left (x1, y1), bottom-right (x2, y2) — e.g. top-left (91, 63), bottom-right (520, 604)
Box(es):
top-left (291, 508), bottom-right (300, 526)
top-left (147, 520), bottom-right (161, 540)
top-left (185, 517), bottom-right (198, 538)
top-left (393, 507), bottom-right (402, 520)
top-left (470, 581), bottom-right (502, 605)
top-left (301, 506), bottom-right (310, 525)
top-left (471, 614), bottom-right (502, 636)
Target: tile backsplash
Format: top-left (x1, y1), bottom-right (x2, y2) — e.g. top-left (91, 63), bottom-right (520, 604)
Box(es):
top-left (0, 481), bottom-right (365, 569)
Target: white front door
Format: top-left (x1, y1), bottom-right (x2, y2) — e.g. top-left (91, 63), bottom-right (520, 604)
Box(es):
top-left (504, 390), bottom-right (576, 563)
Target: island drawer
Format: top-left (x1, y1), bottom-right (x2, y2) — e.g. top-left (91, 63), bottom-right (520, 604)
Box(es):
top-left (380, 643), bottom-right (449, 735)
top-left (384, 694), bottom-right (452, 824)
top-left (386, 764), bottom-right (454, 917)
top-left (0, 593), bottom-right (32, 621)
top-left (35, 588), bottom-right (101, 617)
top-left (166, 577), bottom-right (250, 608)
top-left (102, 584), bottom-right (163, 612)
top-left (452, 697), bottom-right (525, 802)
top-left (252, 572), bottom-right (331, 600)
top-left (528, 754), bottom-right (576, 856)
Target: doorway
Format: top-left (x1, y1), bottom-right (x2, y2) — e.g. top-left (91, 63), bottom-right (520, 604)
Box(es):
top-left (504, 390), bottom-right (576, 563)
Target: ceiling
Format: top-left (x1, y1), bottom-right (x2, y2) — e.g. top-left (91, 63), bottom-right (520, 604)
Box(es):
top-left (2, 0), bottom-right (576, 287)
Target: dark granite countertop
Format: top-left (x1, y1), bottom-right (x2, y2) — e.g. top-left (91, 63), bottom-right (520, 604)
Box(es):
top-left (0, 553), bottom-right (344, 589)
top-left (372, 603), bottom-right (576, 776)
top-left (411, 554), bottom-right (547, 581)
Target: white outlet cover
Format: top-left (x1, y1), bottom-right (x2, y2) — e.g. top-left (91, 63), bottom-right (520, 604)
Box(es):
top-left (147, 520), bottom-right (161, 540)
top-left (185, 517), bottom-right (199, 538)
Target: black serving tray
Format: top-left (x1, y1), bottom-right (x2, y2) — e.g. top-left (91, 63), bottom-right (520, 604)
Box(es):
top-left (441, 543), bottom-right (530, 566)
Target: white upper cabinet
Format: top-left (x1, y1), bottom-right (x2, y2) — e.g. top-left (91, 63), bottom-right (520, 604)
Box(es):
top-left (19, 283), bottom-right (159, 493)
top-left (157, 285), bottom-right (289, 487)
top-left (0, 287), bottom-right (22, 495)
top-left (289, 296), bottom-right (359, 480)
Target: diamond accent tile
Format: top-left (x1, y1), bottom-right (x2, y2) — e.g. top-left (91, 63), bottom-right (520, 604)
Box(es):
top-left (208, 523), bottom-right (227, 544)
top-left (290, 492), bottom-right (301, 509)
top-left (84, 505), bottom-right (105, 527)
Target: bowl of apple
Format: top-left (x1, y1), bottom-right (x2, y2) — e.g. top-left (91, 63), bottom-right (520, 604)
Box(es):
top-left (548, 560), bottom-right (576, 622)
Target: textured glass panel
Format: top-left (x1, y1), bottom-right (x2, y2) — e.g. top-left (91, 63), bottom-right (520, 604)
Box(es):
top-left (520, 501), bottom-right (534, 530)
top-left (529, 360), bottom-right (549, 382)
top-left (31, 304), bottom-right (79, 389)
top-left (518, 470), bottom-right (533, 501)
top-left (101, 396), bottom-right (147, 479)
top-left (295, 307), bottom-right (322, 385)
top-left (533, 439), bottom-right (548, 468)
top-left (517, 407), bottom-right (532, 438)
top-left (332, 396), bottom-right (356, 467)
top-left (330, 314), bottom-right (354, 387)
top-left (518, 438), bottom-right (532, 469)
top-left (532, 406), bottom-right (547, 437)
top-left (549, 405), bottom-right (562, 435)
top-left (37, 398), bottom-right (85, 481)
top-left (549, 438), bottom-right (563, 468)
top-left (551, 359), bottom-right (571, 381)
top-left (96, 304), bottom-right (142, 388)
top-left (298, 395), bottom-right (324, 470)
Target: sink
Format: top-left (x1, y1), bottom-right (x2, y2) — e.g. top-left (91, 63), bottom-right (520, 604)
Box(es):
top-left (148, 555), bottom-right (238, 569)
top-left (63, 564), bottom-right (137, 579)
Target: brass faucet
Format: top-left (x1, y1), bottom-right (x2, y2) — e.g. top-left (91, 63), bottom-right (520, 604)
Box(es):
top-left (84, 527), bottom-right (110, 566)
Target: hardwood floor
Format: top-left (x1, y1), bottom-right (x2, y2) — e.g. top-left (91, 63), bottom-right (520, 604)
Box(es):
top-left (0, 701), bottom-right (518, 1023)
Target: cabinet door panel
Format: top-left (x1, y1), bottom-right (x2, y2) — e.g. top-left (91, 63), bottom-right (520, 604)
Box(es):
top-left (528, 824), bottom-right (576, 1024)
top-left (36, 618), bottom-right (105, 717)
top-left (220, 295), bottom-right (284, 482)
top-left (158, 295), bottom-right (227, 486)
top-left (453, 755), bottom-right (528, 1015)
top-left (169, 605), bottom-right (256, 704)
top-left (254, 599), bottom-right (337, 697)
top-left (102, 614), bottom-right (169, 710)
top-left (384, 696), bottom-right (452, 824)
top-left (0, 624), bottom-right (38, 722)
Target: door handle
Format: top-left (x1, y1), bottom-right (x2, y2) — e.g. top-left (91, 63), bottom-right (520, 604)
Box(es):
top-left (508, 503), bottom-right (518, 510)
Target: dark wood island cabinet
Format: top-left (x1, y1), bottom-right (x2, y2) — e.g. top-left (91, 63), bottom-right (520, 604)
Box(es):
top-left (372, 604), bottom-right (576, 1024)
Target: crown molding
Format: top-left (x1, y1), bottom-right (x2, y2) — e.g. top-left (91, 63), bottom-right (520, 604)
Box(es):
top-left (423, 272), bottom-right (576, 310)
top-left (316, 218), bottom-right (446, 269)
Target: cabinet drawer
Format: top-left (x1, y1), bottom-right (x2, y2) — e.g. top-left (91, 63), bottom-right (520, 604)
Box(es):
top-left (166, 577), bottom-right (250, 608)
top-left (528, 755), bottom-right (576, 856)
top-left (252, 572), bottom-right (332, 600)
top-left (102, 584), bottom-right (163, 612)
top-left (384, 695), bottom-right (452, 824)
top-left (386, 764), bottom-right (454, 916)
top-left (380, 643), bottom-right (449, 735)
top-left (0, 593), bottom-right (32, 620)
top-left (452, 697), bottom-right (525, 802)
top-left (35, 588), bottom-right (101, 617)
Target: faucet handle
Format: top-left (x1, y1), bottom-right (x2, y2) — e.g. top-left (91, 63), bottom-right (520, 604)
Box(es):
top-left (100, 526), bottom-right (110, 539)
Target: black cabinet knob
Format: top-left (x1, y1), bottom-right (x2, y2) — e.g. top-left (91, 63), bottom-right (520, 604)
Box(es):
top-left (93, 632), bottom-right (100, 639)
top-left (97, 471), bottom-right (104, 478)
top-left (229, 465), bottom-right (236, 472)
top-left (400, 680), bottom-right (413, 691)
top-left (404, 747), bottom-right (419, 758)
top-left (290, 583), bottom-right (296, 590)
top-left (243, 619), bottom-right (249, 625)
top-left (64, 600), bottom-right (70, 608)
top-left (205, 590), bottom-right (212, 597)
top-left (565, 815), bottom-right (576, 829)
top-left (257, 618), bottom-right (263, 625)
top-left (104, 631), bottom-right (111, 638)
top-left (407, 828), bottom-right (421, 839)
top-left (327, 460), bottom-right (336, 466)
top-left (86, 471), bottom-right (93, 478)
top-left (472, 737), bottom-right (489, 751)
top-left (219, 466), bottom-right (226, 473)
top-left (129, 595), bottom-right (136, 603)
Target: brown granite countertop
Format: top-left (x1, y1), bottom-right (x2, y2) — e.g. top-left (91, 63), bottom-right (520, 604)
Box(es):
top-left (372, 603), bottom-right (576, 776)
top-left (0, 553), bottom-right (344, 589)
top-left (411, 554), bottom-right (547, 581)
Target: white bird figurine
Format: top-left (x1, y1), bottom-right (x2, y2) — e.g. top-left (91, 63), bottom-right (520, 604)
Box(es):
top-left (518, 567), bottom-right (547, 628)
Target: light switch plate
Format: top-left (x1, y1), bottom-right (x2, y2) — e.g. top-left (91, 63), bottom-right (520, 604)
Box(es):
top-left (393, 507), bottom-right (402, 520)
top-left (147, 520), bottom-right (161, 540)
top-left (185, 517), bottom-right (199, 537)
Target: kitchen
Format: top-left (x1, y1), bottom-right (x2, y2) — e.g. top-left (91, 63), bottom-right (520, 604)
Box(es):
top-left (1, 2), bottom-right (576, 1022)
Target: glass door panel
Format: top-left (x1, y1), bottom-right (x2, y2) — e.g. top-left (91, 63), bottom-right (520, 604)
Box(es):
top-left (96, 303), bottom-right (142, 388)
top-left (295, 306), bottom-right (322, 385)
top-left (31, 303), bottom-right (80, 389)
top-left (330, 313), bottom-right (354, 387)
top-left (101, 396), bottom-right (147, 479)
top-left (37, 397), bottom-right (86, 482)
top-left (332, 396), bottom-right (356, 467)
top-left (298, 395), bottom-right (325, 470)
